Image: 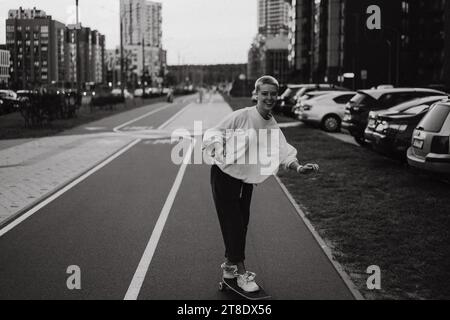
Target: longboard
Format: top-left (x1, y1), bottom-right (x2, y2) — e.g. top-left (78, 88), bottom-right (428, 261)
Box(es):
top-left (219, 278), bottom-right (271, 300)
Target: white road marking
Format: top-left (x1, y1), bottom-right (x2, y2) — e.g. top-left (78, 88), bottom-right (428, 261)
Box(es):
top-left (157, 103), bottom-right (193, 130)
top-left (0, 139), bottom-right (142, 238)
top-left (124, 139), bottom-right (195, 300)
top-left (85, 127), bottom-right (108, 131)
top-left (113, 104), bottom-right (176, 132)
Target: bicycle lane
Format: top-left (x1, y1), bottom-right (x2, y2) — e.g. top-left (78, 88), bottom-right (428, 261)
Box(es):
top-left (133, 104), bottom-right (359, 300)
top-left (135, 157), bottom-right (357, 300)
top-left (0, 141), bottom-right (179, 299)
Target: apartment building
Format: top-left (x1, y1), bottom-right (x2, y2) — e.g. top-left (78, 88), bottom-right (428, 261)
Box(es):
top-left (258, 0), bottom-right (291, 36)
top-left (0, 47), bottom-right (11, 87)
top-left (6, 7), bottom-right (65, 89)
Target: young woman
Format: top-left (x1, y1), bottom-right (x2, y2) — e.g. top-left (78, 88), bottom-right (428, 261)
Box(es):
top-left (203, 76), bottom-right (319, 292)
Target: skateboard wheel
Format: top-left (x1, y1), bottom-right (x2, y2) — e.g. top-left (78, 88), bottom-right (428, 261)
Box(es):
top-left (218, 282), bottom-right (225, 291)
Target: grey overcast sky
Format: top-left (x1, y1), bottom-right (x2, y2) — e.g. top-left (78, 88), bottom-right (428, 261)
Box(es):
top-left (0, 0), bottom-right (257, 65)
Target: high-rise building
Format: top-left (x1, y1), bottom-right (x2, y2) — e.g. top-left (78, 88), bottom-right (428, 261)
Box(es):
top-left (248, 1), bottom-right (291, 83)
top-left (120, 0), bottom-right (162, 48)
top-left (0, 47), bottom-right (11, 87)
top-left (91, 30), bottom-right (106, 84)
top-left (6, 7), bottom-right (65, 89)
top-left (287, 0), bottom-right (450, 90)
top-left (286, 0), bottom-right (314, 83)
top-left (258, 0), bottom-right (291, 36)
top-left (6, 7), bottom-right (106, 90)
top-left (65, 25), bottom-right (106, 87)
top-left (120, 0), bottom-right (163, 86)
top-left (105, 48), bottom-right (121, 87)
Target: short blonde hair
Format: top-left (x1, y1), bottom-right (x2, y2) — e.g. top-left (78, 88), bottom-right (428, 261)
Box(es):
top-left (255, 75), bottom-right (280, 93)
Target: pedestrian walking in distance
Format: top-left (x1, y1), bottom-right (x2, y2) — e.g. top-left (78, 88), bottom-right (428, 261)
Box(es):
top-left (203, 75), bottom-right (320, 293)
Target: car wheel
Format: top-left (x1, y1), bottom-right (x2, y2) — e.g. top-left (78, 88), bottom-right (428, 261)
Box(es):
top-left (322, 115), bottom-right (341, 133)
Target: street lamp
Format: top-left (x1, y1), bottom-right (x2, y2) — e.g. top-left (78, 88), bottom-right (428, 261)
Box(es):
top-left (119, 6), bottom-right (133, 100)
top-left (76, 0), bottom-right (81, 94)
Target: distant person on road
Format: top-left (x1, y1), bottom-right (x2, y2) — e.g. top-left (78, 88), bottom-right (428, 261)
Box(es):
top-left (167, 87), bottom-right (174, 103)
top-left (203, 75), bottom-right (319, 293)
top-left (198, 87), bottom-right (204, 103)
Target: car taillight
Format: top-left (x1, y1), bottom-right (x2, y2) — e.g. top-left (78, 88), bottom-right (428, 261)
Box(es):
top-left (303, 104), bottom-right (312, 111)
top-left (431, 136), bottom-right (449, 154)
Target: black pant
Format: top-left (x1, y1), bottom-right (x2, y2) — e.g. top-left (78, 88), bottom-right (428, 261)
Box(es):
top-left (210, 165), bottom-right (254, 264)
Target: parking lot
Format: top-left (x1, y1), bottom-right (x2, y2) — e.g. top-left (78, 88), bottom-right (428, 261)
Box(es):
top-left (225, 95), bottom-right (450, 300)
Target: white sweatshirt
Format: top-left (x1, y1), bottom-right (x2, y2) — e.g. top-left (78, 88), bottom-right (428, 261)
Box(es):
top-left (202, 107), bottom-right (298, 184)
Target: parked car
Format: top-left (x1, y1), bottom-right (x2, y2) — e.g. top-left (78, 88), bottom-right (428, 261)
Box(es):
top-left (364, 96), bottom-right (448, 159)
top-left (0, 90), bottom-right (20, 114)
top-left (342, 88), bottom-right (447, 145)
top-left (280, 84), bottom-right (349, 116)
top-left (407, 100), bottom-right (450, 173)
top-left (134, 88), bottom-right (144, 97)
top-left (293, 91), bottom-right (338, 116)
top-left (111, 88), bottom-right (133, 99)
top-left (295, 91), bottom-right (356, 132)
top-left (275, 84), bottom-right (305, 113)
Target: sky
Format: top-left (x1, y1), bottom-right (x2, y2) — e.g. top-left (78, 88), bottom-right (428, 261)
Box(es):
top-left (0, 0), bottom-right (257, 65)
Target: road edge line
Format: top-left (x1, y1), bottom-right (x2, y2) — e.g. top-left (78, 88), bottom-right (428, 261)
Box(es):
top-left (273, 175), bottom-right (365, 301)
top-left (113, 104), bottom-right (176, 132)
top-left (124, 139), bottom-right (195, 300)
top-left (157, 103), bottom-right (193, 130)
top-left (0, 138), bottom-right (142, 238)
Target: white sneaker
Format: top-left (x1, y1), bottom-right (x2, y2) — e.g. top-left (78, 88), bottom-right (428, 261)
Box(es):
top-left (221, 263), bottom-right (238, 279)
top-left (237, 272), bottom-right (260, 293)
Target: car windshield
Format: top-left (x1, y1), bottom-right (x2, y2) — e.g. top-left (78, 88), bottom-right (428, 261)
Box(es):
top-left (281, 88), bottom-right (293, 99)
top-left (389, 97), bottom-right (444, 112)
top-left (402, 104), bottom-right (429, 115)
top-left (349, 93), bottom-right (378, 107)
top-left (418, 104), bottom-right (450, 132)
top-left (296, 88), bottom-right (307, 97)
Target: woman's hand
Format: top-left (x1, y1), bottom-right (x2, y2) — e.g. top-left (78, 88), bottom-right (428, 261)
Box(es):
top-left (297, 163), bottom-right (320, 175)
top-left (205, 142), bottom-right (225, 164)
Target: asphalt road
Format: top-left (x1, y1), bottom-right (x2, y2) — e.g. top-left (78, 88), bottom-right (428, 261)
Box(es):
top-left (0, 95), bottom-right (357, 300)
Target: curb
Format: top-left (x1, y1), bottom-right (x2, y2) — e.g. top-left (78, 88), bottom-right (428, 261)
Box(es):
top-left (274, 175), bottom-right (365, 301)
